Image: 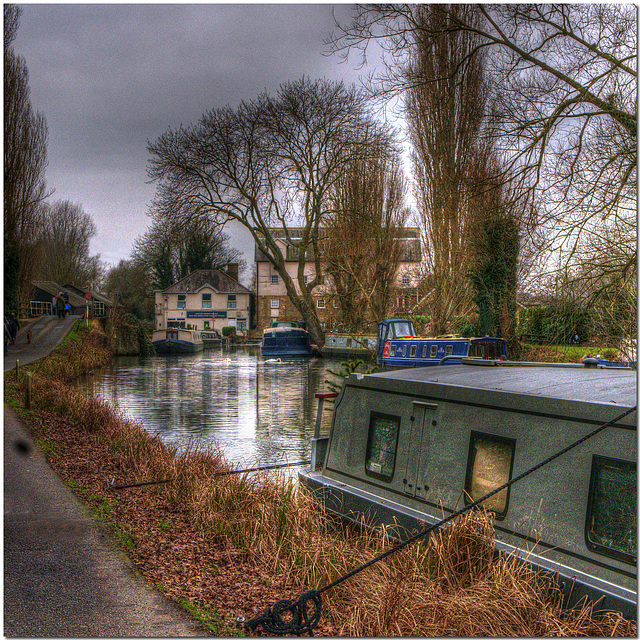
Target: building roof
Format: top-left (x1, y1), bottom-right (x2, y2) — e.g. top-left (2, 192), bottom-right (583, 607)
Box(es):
top-left (254, 227), bottom-right (422, 262)
top-left (160, 269), bottom-right (251, 295)
top-left (33, 281), bottom-right (114, 307)
top-left (63, 283), bottom-right (113, 306)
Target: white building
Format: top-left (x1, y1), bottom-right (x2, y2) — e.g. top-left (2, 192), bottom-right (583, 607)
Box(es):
top-left (154, 268), bottom-right (251, 334)
top-left (254, 228), bottom-right (423, 330)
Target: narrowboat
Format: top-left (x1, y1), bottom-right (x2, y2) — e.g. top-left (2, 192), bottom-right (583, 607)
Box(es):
top-left (300, 359), bottom-right (637, 619)
top-left (151, 328), bottom-right (204, 354)
top-left (261, 321), bottom-right (314, 357)
top-left (377, 318), bottom-right (507, 367)
top-left (201, 330), bottom-right (222, 347)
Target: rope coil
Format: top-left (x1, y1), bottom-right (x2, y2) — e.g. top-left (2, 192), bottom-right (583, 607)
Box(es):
top-left (245, 590), bottom-right (322, 636)
top-left (244, 405), bottom-right (636, 636)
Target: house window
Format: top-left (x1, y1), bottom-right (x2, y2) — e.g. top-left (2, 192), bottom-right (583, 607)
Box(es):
top-left (270, 299), bottom-right (280, 309)
top-left (465, 432), bottom-right (515, 519)
top-left (177, 294), bottom-right (186, 309)
top-left (317, 298), bottom-right (325, 309)
top-left (271, 274), bottom-right (279, 285)
top-left (237, 319), bottom-right (247, 332)
top-left (585, 455), bottom-right (636, 563)
top-left (202, 293), bottom-right (212, 309)
top-left (227, 294), bottom-right (237, 309)
top-left (365, 412), bottom-right (401, 481)
top-left (402, 273), bottom-right (411, 286)
top-left (430, 344), bottom-right (437, 358)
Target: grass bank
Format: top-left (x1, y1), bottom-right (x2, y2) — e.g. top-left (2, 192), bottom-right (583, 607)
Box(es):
top-left (4, 322), bottom-right (636, 636)
top-left (519, 342), bottom-right (621, 363)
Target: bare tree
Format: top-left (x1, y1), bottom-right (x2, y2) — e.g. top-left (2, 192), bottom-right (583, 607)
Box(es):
top-left (104, 259), bottom-right (154, 320)
top-left (405, 4), bottom-right (489, 334)
top-left (147, 77), bottom-right (394, 348)
top-left (324, 153), bottom-right (410, 331)
top-left (4, 4), bottom-right (21, 51)
top-left (4, 4), bottom-right (49, 315)
top-left (331, 3), bottom-right (637, 265)
top-left (36, 200), bottom-right (104, 288)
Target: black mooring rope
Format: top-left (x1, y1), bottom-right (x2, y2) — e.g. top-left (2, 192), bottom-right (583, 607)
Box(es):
top-left (245, 404), bottom-right (637, 636)
top-left (110, 460), bottom-right (310, 490)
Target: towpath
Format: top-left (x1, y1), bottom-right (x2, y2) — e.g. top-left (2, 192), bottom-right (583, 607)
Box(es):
top-left (4, 316), bottom-right (208, 636)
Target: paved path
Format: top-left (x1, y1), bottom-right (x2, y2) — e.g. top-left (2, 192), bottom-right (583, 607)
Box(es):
top-left (4, 317), bottom-right (208, 636)
top-left (3, 314), bottom-right (79, 371)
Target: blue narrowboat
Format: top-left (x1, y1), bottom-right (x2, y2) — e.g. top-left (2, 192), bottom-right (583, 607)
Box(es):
top-left (261, 321), bottom-right (314, 357)
top-left (377, 318), bottom-right (507, 368)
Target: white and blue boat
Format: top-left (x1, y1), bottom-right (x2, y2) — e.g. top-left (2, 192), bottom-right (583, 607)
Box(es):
top-left (261, 321), bottom-right (314, 357)
top-left (151, 328), bottom-right (204, 354)
top-left (377, 318), bottom-right (507, 368)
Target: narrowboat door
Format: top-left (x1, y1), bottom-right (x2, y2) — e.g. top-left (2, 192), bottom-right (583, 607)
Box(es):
top-left (403, 401), bottom-right (439, 501)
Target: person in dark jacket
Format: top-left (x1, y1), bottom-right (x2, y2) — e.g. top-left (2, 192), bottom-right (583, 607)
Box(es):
top-left (4, 317), bottom-right (11, 354)
top-left (8, 314), bottom-right (19, 343)
top-left (56, 293), bottom-right (65, 319)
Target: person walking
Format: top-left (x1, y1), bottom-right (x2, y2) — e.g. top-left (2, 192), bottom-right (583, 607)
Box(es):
top-left (56, 293), bottom-right (66, 319)
top-left (4, 317), bottom-right (12, 354)
top-left (8, 314), bottom-right (19, 344)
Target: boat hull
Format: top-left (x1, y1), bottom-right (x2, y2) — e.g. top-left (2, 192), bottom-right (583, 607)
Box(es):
top-left (151, 329), bottom-right (204, 354)
top-left (300, 362), bottom-right (637, 620)
top-left (261, 327), bottom-right (314, 357)
top-left (299, 467), bottom-right (637, 620)
top-left (152, 338), bottom-right (204, 354)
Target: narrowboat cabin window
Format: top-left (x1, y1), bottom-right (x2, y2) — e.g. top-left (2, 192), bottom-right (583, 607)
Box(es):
top-left (410, 345), bottom-right (417, 357)
top-left (390, 345), bottom-right (396, 357)
top-left (465, 432), bottom-right (515, 519)
top-left (422, 345), bottom-right (428, 358)
top-left (401, 345), bottom-right (407, 357)
top-left (585, 456), bottom-right (636, 564)
top-left (430, 345), bottom-right (437, 358)
top-left (365, 412), bottom-right (401, 482)
top-left (445, 345), bottom-right (453, 356)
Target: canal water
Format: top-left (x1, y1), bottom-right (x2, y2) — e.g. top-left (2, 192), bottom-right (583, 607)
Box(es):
top-left (76, 347), bottom-right (339, 468)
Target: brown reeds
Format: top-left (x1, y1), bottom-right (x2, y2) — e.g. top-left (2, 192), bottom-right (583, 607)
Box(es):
top-left (5, 323), bottom-right (636, 637)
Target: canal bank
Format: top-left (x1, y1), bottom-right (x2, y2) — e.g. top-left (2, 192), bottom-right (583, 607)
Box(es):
top-left (4, 319), bottom-right (635, 637)
top-left (3, 318), bottom-right (208, 636)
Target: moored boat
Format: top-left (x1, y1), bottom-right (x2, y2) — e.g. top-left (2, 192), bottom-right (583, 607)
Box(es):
top-left (151, 328), bottom-right (204, 354)
top-left (377, 318), bottom-right (507, 367)
top-left (300, 359), bottom-right (637, 619)
top-left (201, 330), bottom-right (222, 347)
top-left (261, 321), bottom-right (314, 357)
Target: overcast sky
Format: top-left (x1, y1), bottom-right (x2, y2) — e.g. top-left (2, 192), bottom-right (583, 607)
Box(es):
top-left (13, 3), bottom-right (380, 282)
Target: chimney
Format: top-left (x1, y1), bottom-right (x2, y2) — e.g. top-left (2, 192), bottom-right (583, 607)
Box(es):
top-left (226, 263), bottom-right (239, 281)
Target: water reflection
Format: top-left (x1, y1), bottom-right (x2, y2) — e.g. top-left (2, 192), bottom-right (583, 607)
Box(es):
top-left (76, 348), bottom-right (336, 467)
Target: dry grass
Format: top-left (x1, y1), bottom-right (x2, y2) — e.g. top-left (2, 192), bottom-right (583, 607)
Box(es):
top-left (4, 324), bottom-right (637, 637)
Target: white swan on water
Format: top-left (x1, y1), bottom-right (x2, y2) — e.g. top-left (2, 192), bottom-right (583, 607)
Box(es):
top-left (264, 358), bottom-right (283, 363)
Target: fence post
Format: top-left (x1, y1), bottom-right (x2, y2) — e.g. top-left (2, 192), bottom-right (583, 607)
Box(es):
top-left (25, 372), bottom-right (32, 410)
top-left (15, 359), bottom-right (19, 381)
